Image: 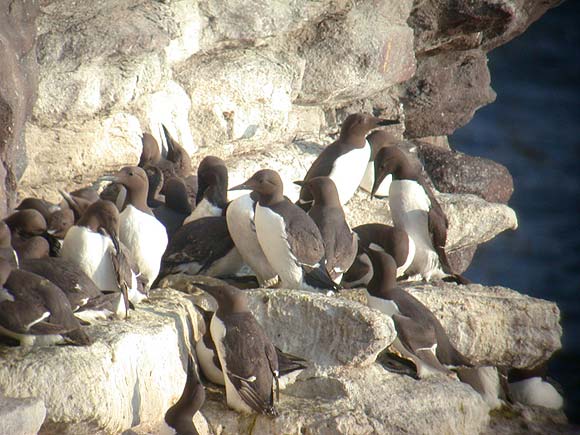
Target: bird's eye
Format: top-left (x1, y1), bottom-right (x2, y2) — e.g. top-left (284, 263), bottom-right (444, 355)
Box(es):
top-left (129, 171), bottom-right (134, 176)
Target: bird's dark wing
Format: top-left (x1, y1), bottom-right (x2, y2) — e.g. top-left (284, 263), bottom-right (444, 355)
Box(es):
top-left (271, 201), bottom-right (325, 267)
top-left (162, 217), bottom-right (234, 273)
top-left (222, 313), bottom-right (277, 416)
top-left (418, 176), bottom-right (454, 275)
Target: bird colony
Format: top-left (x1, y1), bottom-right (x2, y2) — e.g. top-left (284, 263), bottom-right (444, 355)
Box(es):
top-left (0, 114), bottom-right (563, 434)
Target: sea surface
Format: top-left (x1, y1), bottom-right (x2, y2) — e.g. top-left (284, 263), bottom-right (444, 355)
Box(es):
top-left (450, 0), bottom-right (580, 421)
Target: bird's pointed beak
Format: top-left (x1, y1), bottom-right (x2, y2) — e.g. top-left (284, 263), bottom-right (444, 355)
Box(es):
top-left (293, 180), bottom-right (305, 187)
top-left (376, 118), bottom-right (400, 127)
top-left (99, 174), bottom-right (120, 183)
top-left (229, 178), bottom-right (256, 191)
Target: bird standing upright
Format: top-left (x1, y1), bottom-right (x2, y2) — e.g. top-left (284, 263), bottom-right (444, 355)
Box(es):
top-left (231, 169), bottom-right (337, 292)
top-left (196, 278), bottom-right (279, 416)
top-left (297, 177), bottom-right (356, 284)
top-left (297, 113), bottom-right (399, 210)
top-left (101, 166), bottom-right (168, 290)
top-left (371, 147), bottom-right (466, 283)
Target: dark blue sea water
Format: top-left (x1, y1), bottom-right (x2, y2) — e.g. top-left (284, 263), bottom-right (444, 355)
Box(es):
top-left (450, 0), bottom-right (580, 421)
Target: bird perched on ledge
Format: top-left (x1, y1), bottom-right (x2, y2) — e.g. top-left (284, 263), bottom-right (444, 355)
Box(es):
top-left (231, 169), bottom-right (337, 292)
top-left (371, 147), bottom-right (467, 283)
top-left (297, 113), bottom-right (399, 210)
top-left (196, 278), bottom-right (279, 416)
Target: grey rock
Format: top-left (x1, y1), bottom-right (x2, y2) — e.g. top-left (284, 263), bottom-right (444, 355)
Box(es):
top-left (0, 0), bottom-right (39, 213)
top-left (407, 0), bottom-right (560, 55)
top-left (297, 1), bottom-right (416, 105)
top-left (403, 283), bottom-right (562, 368)
top-left (200, 364), bottom-right (490, 435)
top-left (0, 393), bottom-right (46, 435)
top-left (447, 244), bottom-right (478, 275)
top-left (0, 289), bottom-right (203, 434)
top-left (159, 275), bottom-right (396, 368)
top-left (198, 0), bottom-right (350, 44)
top-left (416, 142), bottom-right (514, 204)
top-left (484, 402), bottom-right (574, 435)
top-left (175, 48), bottom-right (305, 152)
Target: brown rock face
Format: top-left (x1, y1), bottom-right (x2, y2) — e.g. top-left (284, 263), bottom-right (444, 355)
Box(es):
top-left (0, 0), bottom-right (39, 217)
top-left (401, 49), bottom-right (496, 138)
top-left (402, 0), bottom-right (560, 139)
top-left (417, 142), bottom-right (514, 204)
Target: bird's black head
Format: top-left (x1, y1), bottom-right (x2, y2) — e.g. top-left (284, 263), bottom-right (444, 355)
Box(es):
top-left (366, 246), bottom-right (398, 298)
top-left (230, 169), bottom-right (284, 206)
top-left (371, 147), bottom-right (417, 197)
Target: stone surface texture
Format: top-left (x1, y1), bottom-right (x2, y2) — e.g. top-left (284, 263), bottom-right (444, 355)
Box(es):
top-left (416, 142), bottom-right (514, 204)
top-left (0, 392), bottom-right (46, 435)
top-left (15, 0), bottom-right (560, 203)
top-left (0, 289), bottom-right (202, 435)
top-left (0, 0), bottom-right (39, 216)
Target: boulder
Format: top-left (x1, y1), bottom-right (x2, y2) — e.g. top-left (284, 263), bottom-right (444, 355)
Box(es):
top-left (175, 48), bottom-right (305, 152)
top-left (199, 364), bottom-right (490, 435)
top-left (0, 289), bottom-right (202, 434)
top-left (0, 393), bottom-right (46, 435)
top-left (416, 142), bottom-right (514, 204)
top-left (404, 283), bottom-right (562, 368)
top-left (0, 0), bottom-right (39, 214)
top-left (159, 275), bottom-right (397, 367)
top-left (400, 49), bottom-right (496, 138)
top-left (297, 1), bottom-right (416, 105)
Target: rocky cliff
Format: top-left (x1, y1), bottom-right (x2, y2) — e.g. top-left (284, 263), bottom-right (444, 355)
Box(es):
top-left (0, 0), bottom-right (569, 434)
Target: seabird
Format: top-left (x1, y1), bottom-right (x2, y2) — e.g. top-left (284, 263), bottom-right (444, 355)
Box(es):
top-left (15, 197), bottom-right (59, 222)
top-left (0, 257), bottom-right (90, 346)
top-left (161, 216), bottom-right (243, 279)
top-left (147, 125), bottom-right (194, 197)
top-left (4, 209), bottom-right (51, 260)
top-left (101, 166), bottom-right (168, 290)
top-left (196, 278), bottom-right (279, 415)
top-left (184, 156), bottom-right (228, 224)
top-left (153, 177), bottom-right (192, 240)
top-left (231, 169), bottom-right (337, 292)
top-left (507, 364), bottom-right (564, 410)
top-left (296, 176), bottom-right (357, 284)
top-left (365, 248), bottom-right (460, 378)
top-left (138, 132), bottom-right (162, 168)
top-left (0, 222), bottom-right (18, 266)
top-left (359, 130), bottom-right (397, 197)
top-left (195, 305), bottom-right (225, 386)
top-left (297, 113), bottom-right (399, 210)
top-left (371, 147), bottom-right (467, 283)
top-left (20, 257), bottom-right (125, 321)
top-left (144, 165), bottom-right (165, 208)
top-left (195, 304), bottom-right (306, 386)
top-left (164, 353), bottom-right (206, 435)
top-left (60, 200), bottom-right (139, 314)
top-left (342, 223), bottom-right (415, 288)
top-left (366, 248), bottom-right (500, 406)
top-left (225, 193), bottom-right (278, 287)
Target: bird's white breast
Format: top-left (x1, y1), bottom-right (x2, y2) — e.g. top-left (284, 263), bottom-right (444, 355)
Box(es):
top-left (509, 377), bottom-right (564, 410)
top-left (196, 337), bottom-right (224, 385)
top-left (183, 198), bottom-right (222, 224)
top-left (226, 195), bottom-right (277, 286)
top-left (329, 143), bottom-right (371, 205)
top-left (389, 180), bottom-right (440, 279)
top-left (61, 226), bottom-right (118, 292)
top-left (119, 205), bottom-right (168, 287)
top-left (255, 204), bottom-right (303, 289)
top-left (366, 292), bottom-right (400, 317)
top-left (359, 161), bottom-right (392, 197)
